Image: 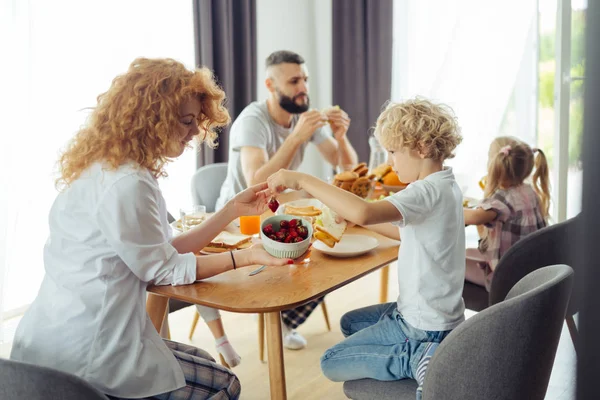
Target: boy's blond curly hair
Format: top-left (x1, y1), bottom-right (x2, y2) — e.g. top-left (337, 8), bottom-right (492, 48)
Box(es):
top-left (374, 98), bottom-right (462, 161)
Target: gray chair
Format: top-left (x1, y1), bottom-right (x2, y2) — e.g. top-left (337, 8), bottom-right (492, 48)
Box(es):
top-left (463, 215), bottom-right (580, 348)
top-left (190, 162), bottom-right (228, 212)
top-left (343, 264), bottom-right (574, 400)
top-left (0, 358), bottom-right (109, 399)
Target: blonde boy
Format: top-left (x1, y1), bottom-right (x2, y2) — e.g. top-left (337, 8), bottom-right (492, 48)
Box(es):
top-left (267, 98), bottom-right (465, 395)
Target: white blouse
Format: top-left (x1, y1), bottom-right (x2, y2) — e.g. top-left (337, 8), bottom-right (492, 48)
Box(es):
top-left (10, 162), bottom-right (197, 398)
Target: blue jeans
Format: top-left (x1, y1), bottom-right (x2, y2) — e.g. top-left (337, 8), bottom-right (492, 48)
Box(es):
top-left (320, 302), bottom-right (450, 382)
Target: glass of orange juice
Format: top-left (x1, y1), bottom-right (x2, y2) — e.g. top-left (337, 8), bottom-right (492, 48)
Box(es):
top-left (240, 215), bottom-right (261, 236)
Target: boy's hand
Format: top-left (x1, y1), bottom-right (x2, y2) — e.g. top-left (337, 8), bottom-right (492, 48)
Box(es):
top-left (335, 215), bottom-right (355, 228)
top-left (267, 169), bottom-right (303, 193)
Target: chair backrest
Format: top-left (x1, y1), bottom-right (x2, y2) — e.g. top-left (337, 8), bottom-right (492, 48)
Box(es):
top-left (489, 214), bottom-right (580, 316)
top-left (0, 358), bottom-right (109, 399)
top-left (190, 162), bottom-right (228, 212)
top-left (423, 264), bottom-right (573, 400)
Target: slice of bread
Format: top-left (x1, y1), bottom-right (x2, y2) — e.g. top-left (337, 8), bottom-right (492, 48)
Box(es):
top-left (208, 231), bottom-right (252, 249)
top-left (313, 207), bottom-right (347, 248)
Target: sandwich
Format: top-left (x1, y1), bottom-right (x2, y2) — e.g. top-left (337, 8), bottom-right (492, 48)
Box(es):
top-left (202, 231), bottom-right (253, 254)
top-left (322, 105), bottom-right (340, 119)
top-left (313, 206), bottom-right (347, 248)
top-left (284, 205), bottom-right (322, 217)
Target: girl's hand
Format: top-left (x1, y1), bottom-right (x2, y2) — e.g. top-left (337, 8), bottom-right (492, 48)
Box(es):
top-left (267, 169), bottom-right (303, 193)
top-left (229, 182), bottom-right (273, 217)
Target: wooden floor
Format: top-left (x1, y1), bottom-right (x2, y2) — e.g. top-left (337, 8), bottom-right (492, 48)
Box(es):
top-left (167, 261), bottom-right (577, 400)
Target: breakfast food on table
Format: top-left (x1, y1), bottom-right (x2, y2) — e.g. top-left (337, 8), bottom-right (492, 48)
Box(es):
top-left (371, 163), bottom-right (408, 192)
top-left (352, 162), bottom-right (369, 177)
top-left (201, 232), bottom-right (253, 253)
top-left (371, 164), bottom-right (392, 180)
top-left (331, 162), bottom-right (377, 199)
top-left (313, 207), bottom-right (347, 248)
top-left (284, 205), bottom-right (322, 217)
top-left (332, 171), bottom-right (359, 191)
top-left (262, 218), bottom-right (310, 244)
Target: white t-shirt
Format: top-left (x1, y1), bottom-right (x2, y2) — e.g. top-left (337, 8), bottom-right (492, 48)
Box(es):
top-left (215, 100), bottom-right (331, 210)
top-left (10, 163), bottom-right (197, 398)
top-left (385, 167), bottom-right (466, 331)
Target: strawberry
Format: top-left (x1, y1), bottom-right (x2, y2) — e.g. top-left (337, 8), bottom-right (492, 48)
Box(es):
top-left (280, 220), bottom-right (289, 229)
top-left (268, 197), bottom-right (280, 213)
top-left (263, 224), bottom-right (274, 235)
top-left (284, 236), bottom-right (293, 243)
top-left (297, 226), bottom-right (308, 239)
top-left (275, 231), bottom-right (287, 241)
top-left (293, 236), bottom-right (304, 243)
top-left (289, 219), bottom-right (298, 228)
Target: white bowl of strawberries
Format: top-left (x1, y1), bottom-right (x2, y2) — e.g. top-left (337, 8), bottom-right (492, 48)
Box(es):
top-left (260, 215), bottom-right (313, 259)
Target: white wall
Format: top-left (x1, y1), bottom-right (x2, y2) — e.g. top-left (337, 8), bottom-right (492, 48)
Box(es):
top-left (256, 0), bottom-right (333, 180)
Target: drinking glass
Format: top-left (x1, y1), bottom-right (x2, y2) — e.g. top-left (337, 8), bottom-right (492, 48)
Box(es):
top-left (240, 215), bottom-right (261, 236)
top-left (180, 205), bottom-right (207, 232)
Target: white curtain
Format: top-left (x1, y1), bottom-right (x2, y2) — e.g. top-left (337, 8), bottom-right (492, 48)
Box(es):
top-left (392, 0), bottom-right (538, 198)
top-left (1, 0), bottom-right (197, 342)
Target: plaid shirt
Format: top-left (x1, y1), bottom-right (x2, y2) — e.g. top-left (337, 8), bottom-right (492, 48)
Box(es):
top-left (478, 184), bottom-right (547, 289)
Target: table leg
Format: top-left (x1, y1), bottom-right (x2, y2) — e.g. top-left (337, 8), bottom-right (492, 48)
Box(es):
top-left (265, 311), bottom-right (287, 400)
top-left (380, 264), bottom-right (390, 303)
top-left (147, 293), bottom-right (169, 333)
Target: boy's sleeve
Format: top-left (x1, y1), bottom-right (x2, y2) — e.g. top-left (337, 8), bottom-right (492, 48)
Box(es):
top-left (384, 181), bottom-right (438, 227)
top-left (479, 193), bottom-right (511, 227)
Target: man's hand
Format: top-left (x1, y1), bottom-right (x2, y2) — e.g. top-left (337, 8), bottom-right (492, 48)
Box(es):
top-left (324, 107), bottom-right (350, 141)
top-left (291, 110), bottom-right (328, 143)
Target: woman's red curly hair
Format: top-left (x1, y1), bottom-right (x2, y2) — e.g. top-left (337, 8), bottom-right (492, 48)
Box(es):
top-left (57, 57), bottom-right (229, 188)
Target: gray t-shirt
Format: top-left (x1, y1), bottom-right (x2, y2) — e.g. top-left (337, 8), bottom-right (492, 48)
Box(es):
top-left (215, 101), bottom-right (331, 210)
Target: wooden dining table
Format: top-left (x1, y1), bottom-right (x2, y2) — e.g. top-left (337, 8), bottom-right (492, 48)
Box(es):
top-left (146, 191), bottom-right (400, 400)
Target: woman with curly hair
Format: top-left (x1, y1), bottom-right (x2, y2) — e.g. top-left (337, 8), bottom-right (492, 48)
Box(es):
top-left (10, 58), bottom-right (293, 400)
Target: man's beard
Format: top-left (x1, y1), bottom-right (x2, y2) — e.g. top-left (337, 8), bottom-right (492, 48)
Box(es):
top-left (277, 90), bottom-right (310, 114)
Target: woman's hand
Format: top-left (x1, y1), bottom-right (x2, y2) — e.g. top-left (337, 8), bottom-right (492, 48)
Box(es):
top-left (267, 169), bottom-right (304, 193)
top-left (229, 182), bottom-right (273, 217)
top-left (244, 244), bottom-right (294, 266)
top-left (238, 244), bottom-right (313, 267)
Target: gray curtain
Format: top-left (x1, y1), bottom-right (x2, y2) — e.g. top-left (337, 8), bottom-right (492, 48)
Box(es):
top-left (193, 0), bottom-right (257, 167)
top-left (332, 0), bottom-right (393, 163)
top-left (578, 2), bottom-right (600, 398)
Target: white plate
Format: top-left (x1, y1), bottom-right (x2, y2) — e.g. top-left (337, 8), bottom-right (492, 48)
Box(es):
top-left (313, 234), bottom-right (379, 258)
top-left (170, 220), bottom-right (184, 233)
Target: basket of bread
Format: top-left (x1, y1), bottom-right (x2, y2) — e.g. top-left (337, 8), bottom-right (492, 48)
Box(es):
top-left (371, 164), bottom-right (408, 194)
top-left (331, 162), bottom-right (376, 199)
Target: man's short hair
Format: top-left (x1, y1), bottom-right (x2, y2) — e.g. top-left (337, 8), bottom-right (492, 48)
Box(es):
top-left (265, 51), bottom-right (305, 69)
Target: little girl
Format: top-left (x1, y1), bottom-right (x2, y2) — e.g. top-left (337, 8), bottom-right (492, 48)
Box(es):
top-left (464, 136), bottom-right (550, 291)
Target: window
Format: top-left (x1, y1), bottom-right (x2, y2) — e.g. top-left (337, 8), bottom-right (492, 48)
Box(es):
top-left (1, 0), bottom-right (196, 341)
